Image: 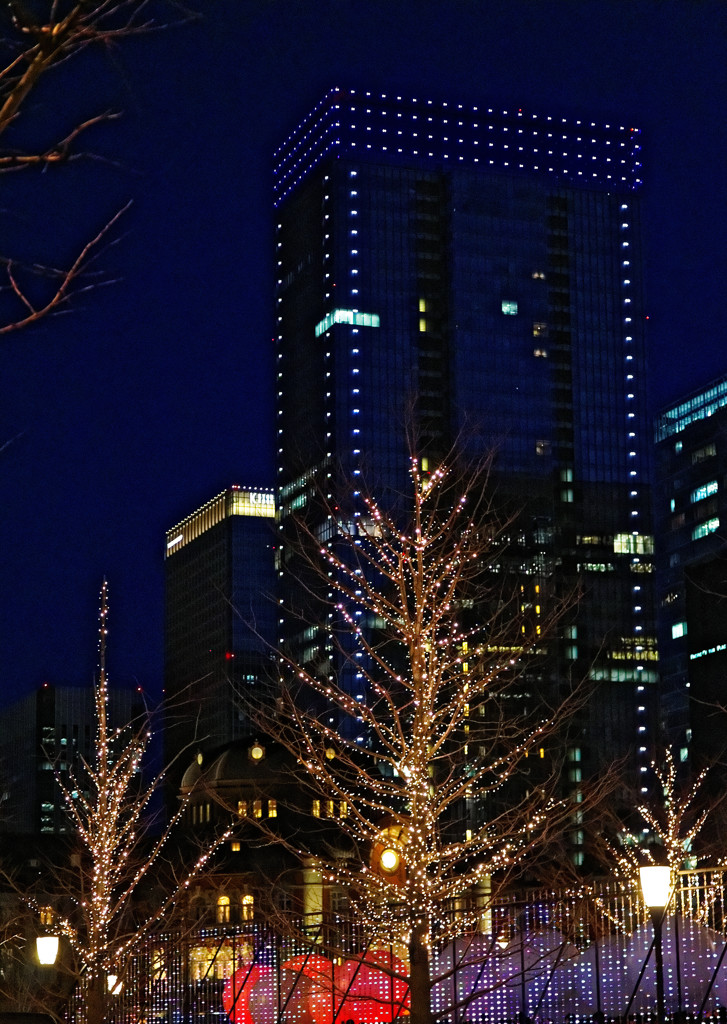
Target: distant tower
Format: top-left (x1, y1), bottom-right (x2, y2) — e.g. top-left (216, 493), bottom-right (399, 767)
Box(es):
top-left (274, 88), bottom-right (657, 823)
top-left (0, 583), bottom-right (140, 835)
top-left (164, 486), bottom-right (277, 770)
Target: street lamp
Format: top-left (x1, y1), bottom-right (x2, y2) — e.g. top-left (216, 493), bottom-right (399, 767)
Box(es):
top-left (639, 864), bottom-right (672, 1024)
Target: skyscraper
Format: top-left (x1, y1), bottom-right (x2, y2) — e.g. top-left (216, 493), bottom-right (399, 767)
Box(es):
top-left (164, 486), bottom-right (276, 769)
top-left (655, 375), bottom-right (727, 770)
top-left (274, 88), bottom-right (656, 794)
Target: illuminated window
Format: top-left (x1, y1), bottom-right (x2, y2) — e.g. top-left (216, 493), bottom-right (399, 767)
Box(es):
top-left (326, 799), bottom-right (335, 817)
top-left (419, 318), bottom-right (427, 332)
top-left (691, 481), bottom-right (718, 503)
top-left (339, 800), bottom-right (348, 819)
top-left (692, 518), bottom-right (719, 540)
top-left (533, 348), bottom-right (548, 358)
top-left (419, 298), bottom-right (427, 312)
top-left (692, 443), bottom-right (716, 464)
top-left (614, 534), bottom-right (654, 555)
top-left (312, 799), bottom-right (320, 818)
top-left (237, 800), bottom-right (247, 817)
top-left (501, 300), bottom-right (518, 315)
top-left (267, 799), bottom-right (277, 818)
top-left (672, 621), bottom-right (687, 640)
top-left (241, 895), bottom-right (254, 922)
top-left (230, 841), bottom-right (241, 852)
top-left (532, 322), bottom-right (548, 337)
top-left (315, 309), bottom-right (380, 336)
top-left (216, 896), bottom-right (230, 924)
top-left (253, 800), bottom-right (263, 819)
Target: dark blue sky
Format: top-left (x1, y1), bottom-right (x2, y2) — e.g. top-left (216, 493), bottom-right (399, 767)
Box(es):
top-left (1, 0), bottom-right (725, 704)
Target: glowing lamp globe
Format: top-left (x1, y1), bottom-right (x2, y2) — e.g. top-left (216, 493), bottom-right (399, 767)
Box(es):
top-left (639, 865), bottom-right (672, 909)
top-left (380, 847), bottom-right (400, 873)
top-left (36, 935), bottom-right (59, 965)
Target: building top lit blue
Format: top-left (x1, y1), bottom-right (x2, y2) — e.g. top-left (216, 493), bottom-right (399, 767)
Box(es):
top-left (656, 375), bottom-right (727, 442)
top-left (273, 87), bottom-right (643, 206)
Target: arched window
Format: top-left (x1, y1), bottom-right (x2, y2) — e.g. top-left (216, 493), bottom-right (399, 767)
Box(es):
top-left (216, 895), bottom-right (230, 924)
top-left (241, 895), bottom-right (254, 922)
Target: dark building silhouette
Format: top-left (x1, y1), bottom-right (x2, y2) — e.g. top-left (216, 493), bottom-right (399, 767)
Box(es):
top-left (273, 88), bottom-right (657, 830)
top-left (655, 375), bottom-right (727, 769)
top-left (164, 487), bottom-right (277, 770)
top-left (0, 681), bottom-right (139, 834)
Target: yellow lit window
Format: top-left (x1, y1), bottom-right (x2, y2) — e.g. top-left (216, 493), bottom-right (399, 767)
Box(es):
top-left (419, 317), bottom-right (427, 333)
top-left (312, 799), bottom-right (320, 818)
top-left (339, 800), bottom-right (348, 819)
top-left (326, 799), bottom-right (335, 817)
top-left (268, 799), bottom-right (277, 818)
top-left (216, 896), bottom-right (230, 924)
top-left (230, 841), bottom-right (241, 852)
top-left (539, 748), bottom-right (545, 758)
top-left (237, 800), bottom-right (247, 817)
top-left (253, 800), bottom-right (262, 819)
top-left (466, 829), bottom-right (472, 841)
top-left (419, 298), bottom-right (427, 312)
top-left (462, 661), bottom-right (469, 673)
top-left (241, 895), bottom-right (254, 922)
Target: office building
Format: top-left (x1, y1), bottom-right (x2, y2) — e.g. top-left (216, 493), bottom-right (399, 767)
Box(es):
top-left (273, 88), bottom-right (657, 795)
top-left (655, 375), bottom-right (727, 769)
top-left (0, 681), bottom-right (139, 834)
top-left (164, 486), bottom-right (277, 769)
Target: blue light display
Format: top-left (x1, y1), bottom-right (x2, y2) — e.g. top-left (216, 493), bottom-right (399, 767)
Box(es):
top-left (274, 88), bottom-right (643, 206)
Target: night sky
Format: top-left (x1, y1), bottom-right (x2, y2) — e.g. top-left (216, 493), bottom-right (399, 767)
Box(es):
top-left (0, 0), bottom-right (725, 705)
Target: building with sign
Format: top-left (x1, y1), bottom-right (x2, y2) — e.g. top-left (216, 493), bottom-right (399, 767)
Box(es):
top-left (273, 88), bottom-right (657, 823)
top-left (164, 487), bottom-right (277, 772)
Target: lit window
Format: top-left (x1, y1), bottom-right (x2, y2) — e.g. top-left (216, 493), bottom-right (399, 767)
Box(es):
top-left (691, 481), bottom-right (718, 503)
top-left (253, 800), bottom-right (263, 819)
top-left (532, 322), bottom-right (548, 337)
top-left (312, 799), bottom-right (320, 818)
top-left (692, 518), bottom-right (719, 541)
top-left (419, 298), bottom-right (427, 312)
top-left (614, 534), bottom-right (654, 555)
top-left (419, 318), bottom-right (427, 332)
top-left (230, 841), bottom-right (241, 852)
top-left (501, 300), bottom-right (518, 315)
top-left (672, 622), bottom-right (687, 640)
top-left (692, 443), bottom-right (716, 464)
top-left (237, 800), bottom-right (247, 818)
top-left (268, 799), bottom-right (277, 818)
top-left (216, 896), bottom-right (230, 924)
top-left (241, 895), bottom-right (254, 922)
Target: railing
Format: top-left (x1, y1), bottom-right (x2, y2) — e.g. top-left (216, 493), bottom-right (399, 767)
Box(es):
top-left (95, 870), bottom-right (727, 1024)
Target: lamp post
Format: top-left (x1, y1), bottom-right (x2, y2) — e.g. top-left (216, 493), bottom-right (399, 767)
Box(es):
top-left (639, 865), bottom-right (672, 1024)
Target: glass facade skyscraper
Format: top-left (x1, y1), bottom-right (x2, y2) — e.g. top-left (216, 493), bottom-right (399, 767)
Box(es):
top-left (655, 375), bottom-right (727, 772)
top-left (274, 88), bottom-right (656, 795)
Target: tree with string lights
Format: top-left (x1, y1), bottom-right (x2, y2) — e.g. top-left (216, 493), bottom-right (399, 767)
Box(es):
top-left (35, 580), bottom-right (233, 1024)
top-left (261, 452), bottom-right (592, 1024)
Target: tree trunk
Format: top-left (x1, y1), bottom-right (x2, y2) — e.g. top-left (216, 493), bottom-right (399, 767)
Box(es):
top-left (84, 972), bottom-right (107, 1024)
top-left (408, 921), bottom-right (434, 1024)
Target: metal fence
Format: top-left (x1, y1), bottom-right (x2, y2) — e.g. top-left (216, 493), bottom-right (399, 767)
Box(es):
top-left (96, 870), bottom-right (727, 1024)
